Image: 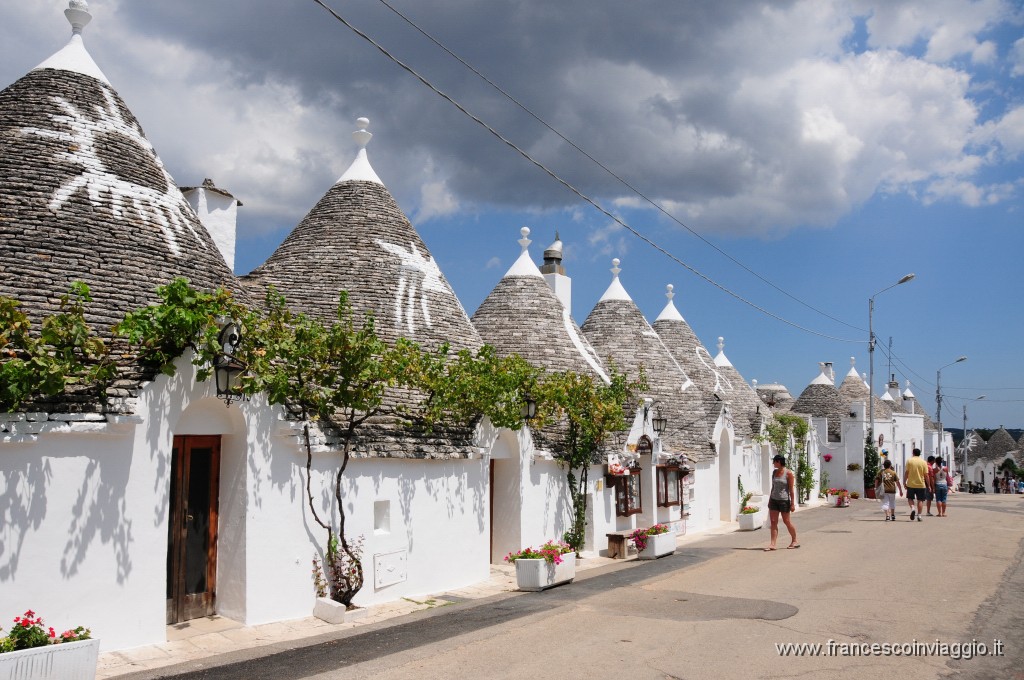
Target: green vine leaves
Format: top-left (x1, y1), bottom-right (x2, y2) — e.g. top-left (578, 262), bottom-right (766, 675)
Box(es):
top-left (0, 282), bottom-right (116, 411)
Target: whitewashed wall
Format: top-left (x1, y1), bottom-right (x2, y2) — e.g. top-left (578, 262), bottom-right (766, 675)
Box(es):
top-left (0, 354), bottom-right (255, 651)
top-left (687, 461), bottom-right (719, 533)
top-left (0, 351), bottom-right (499, 652)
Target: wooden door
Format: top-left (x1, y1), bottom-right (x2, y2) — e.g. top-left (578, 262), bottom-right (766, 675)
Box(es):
top-left (166, 435), bottom-right (221, 624)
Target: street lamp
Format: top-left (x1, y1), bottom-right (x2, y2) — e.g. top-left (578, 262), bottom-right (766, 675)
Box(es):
top-left (959, 394), bottom-right (985, 488)
top-left (935, 355), bottom-right (967, 466)
top-left (868, 274), bottom-right (915, 448)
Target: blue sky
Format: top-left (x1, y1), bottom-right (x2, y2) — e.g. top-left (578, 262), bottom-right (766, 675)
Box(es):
top-left (2, 0), bottom-right (1022, 428)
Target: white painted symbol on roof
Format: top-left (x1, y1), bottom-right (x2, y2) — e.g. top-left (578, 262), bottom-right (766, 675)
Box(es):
top-left (696, 346), bottom-right (733, 393)
top-left (375, 240), bottom-right (447, 335)
top-left (20, 89), bottom-right (203, 256)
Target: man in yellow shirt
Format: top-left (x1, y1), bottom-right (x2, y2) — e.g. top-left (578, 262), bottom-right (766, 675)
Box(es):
top-left (903, 448), bottom-right (932, 522)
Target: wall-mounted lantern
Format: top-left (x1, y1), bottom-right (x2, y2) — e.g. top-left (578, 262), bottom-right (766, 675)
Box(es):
top-left (215, 321), bottom-right (247, 407)
top-left (521, 393), bottom-right (537, 422)
top-left (652, 404), bottom-right (668, 435)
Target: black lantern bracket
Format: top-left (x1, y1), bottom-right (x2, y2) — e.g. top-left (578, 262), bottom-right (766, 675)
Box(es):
top-left (215, 321), bottom-right (248, 407)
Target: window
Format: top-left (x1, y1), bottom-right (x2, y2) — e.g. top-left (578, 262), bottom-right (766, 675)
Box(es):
top-left (611, 469), bottom-right (642, 516)
top-left (657, 466), bottom-right (683, 507)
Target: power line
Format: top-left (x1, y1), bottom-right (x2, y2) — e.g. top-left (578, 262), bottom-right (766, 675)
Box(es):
top-left (371, 0), bottom-right (866, 334)
top-left (311, 0), bottom-right (863, 343)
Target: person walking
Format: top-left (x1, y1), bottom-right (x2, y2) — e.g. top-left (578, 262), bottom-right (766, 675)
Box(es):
top-left (904, 448), bottom-right (931, 521)
top-left (875, 459), bottom-right (903, 521)
top-left (925, 455), bottom-right (937, 516)
top-left (933, 457), bottom-right (953, 517)
top-left (765, 454), bottom-right (799, 551)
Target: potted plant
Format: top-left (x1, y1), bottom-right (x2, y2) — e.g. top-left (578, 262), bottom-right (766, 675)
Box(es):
top-left (736, 493), bottom-right (764, 531)
top-left (847, 463), bottom-right (862, 471)
top-left (311, 536), bottom-right (369, 623)
top-left (506, 540), bottom-right (576, 591)
top-left (0, 610), bottom-right (97, 680)
top-left (630, 524), bottom-right (675, 559)
top-left (827, 488), bottom-right (851, 507)
top-left (850, 491), bottom-right (860, 500)
top-left (822, 454), bottom-right (832, 462)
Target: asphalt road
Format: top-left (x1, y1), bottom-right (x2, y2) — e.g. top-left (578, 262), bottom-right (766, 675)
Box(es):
top-left (137, 494), bottom-right (1024, 680)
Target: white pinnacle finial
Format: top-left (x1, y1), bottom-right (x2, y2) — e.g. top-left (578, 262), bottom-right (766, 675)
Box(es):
top-left (518, 227), bottom-right (531, 252)
top-left (611, 258), bottom-right (621, 277)
top-left (850, 356), bottom-right (856, 367)
top-left (718, 337), bottom-right (725, 353)
top-left (66, 0), bottom-right (92, 35)
top-left (665, 284), bottom-right (675, 301)
top-left (752, 379), bottom-right (758, 388)
top-left (353, 117), bottom-right (372, 149)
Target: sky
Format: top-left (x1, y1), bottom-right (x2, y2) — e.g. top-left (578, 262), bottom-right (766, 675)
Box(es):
top-left (2, 0), bottom-right (1022, 430)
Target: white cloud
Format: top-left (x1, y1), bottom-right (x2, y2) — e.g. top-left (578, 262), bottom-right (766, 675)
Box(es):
top-left (857, 0), bottom-right (1012, 64)
top-left (1, 0), bottom-right (1019, 243)
top-left (975, 105), bottom-right (1024, 159)
top-left (1012, 38), bottom-right (1024, 77)
top-left (415, 179), bottom-right (460, 223)
top-left (484, 256), bottom-right (502, 269)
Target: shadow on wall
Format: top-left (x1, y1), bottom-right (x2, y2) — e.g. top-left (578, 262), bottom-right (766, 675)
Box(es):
top-left (60, 456), bottom-right (133, 582)
top-left (0, 456), bottom-right (52, 580)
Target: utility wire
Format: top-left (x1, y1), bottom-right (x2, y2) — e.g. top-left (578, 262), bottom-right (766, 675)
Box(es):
top-left (311, 0), bottom-right (863, 343)
top-left (372, 0), bottom-right (867, 334)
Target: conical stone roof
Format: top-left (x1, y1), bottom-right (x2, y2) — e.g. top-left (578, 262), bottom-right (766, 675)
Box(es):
top-left (712, 337), bottom-right (768, 440)
top-left (979, 427), bottom-right (1018, 461)
top-left (582, 262), bottom-right (712, 460)
top-left (754, 382), bottom-right (794, 411)
top-left (901, 382), bottom-right (937, 430)
top-left (0, 5), bottom-right (238, 412)
top-left (243, 120), bottom-right (479, 356)
top-left (651, 285), bottom-right (738, 437)
top-left (242, 119), bottom-right (480, 458)
top-left (837, 359), bottom-right (892, 420)
top-left (471, 228), bottom-right (605, 380)
top-left (790, 364), bottom-right (846, 440)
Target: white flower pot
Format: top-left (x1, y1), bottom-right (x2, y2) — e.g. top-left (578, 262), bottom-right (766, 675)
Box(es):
top-left (0, 638), bottom-right (99, 680)
top-left (637, 531), bottom-right (676, 559)
top-left (737, 510), bottom-right (764, 531)
top-left (514, 556), bottom-right (576, 591)
top-left (313, 597), bottom-right (368, 624)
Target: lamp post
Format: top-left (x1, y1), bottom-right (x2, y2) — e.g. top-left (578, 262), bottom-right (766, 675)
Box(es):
top-left (960, 395), bottom-right (985, 488)
top-left (868, 274), bottom-right (915, 449)
top-left (935, 355), bottom-right (967, 467)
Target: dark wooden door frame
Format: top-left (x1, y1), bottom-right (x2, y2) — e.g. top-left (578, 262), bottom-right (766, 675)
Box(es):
top-left (167, 435), bottom-right (221, 625)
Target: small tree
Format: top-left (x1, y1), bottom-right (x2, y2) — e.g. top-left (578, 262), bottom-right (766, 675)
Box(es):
top-left (118, 279), bottom-right (538, 605)
top-left (863, 435), bottom-right (880, 494)
top-left (533, 368), bottom-right (643, 553)
top-left (757, 413), bottom-right (812, 503)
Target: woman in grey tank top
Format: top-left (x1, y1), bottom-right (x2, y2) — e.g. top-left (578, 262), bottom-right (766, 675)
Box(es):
top-left (765, 454), bottom-right (799, 551)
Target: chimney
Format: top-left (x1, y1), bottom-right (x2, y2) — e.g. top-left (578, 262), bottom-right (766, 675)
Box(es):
top-left (181, 178), bottom-right (242, 272)
top-left (887, 373), bottom-right (901, 401)
top-left (540, 231), bottom-right (572, 311)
